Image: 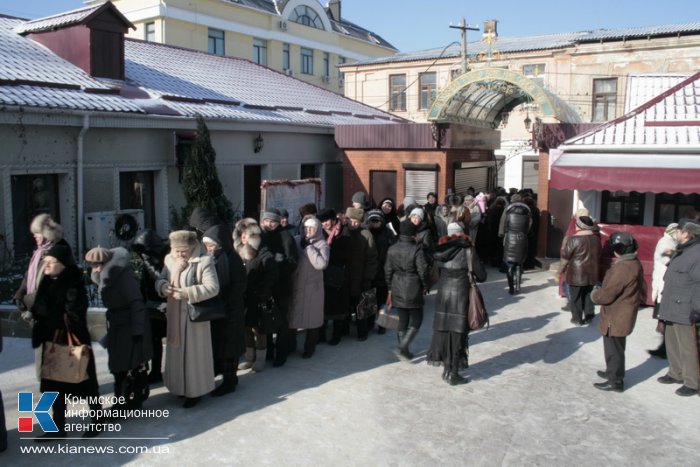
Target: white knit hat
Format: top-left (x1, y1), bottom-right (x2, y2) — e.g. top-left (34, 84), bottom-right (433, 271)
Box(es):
top-left (447, 223), bottom-right (464, 236)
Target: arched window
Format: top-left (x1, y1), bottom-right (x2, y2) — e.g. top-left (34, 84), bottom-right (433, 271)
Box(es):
top-left (289, 5), bottom-right (324, 30)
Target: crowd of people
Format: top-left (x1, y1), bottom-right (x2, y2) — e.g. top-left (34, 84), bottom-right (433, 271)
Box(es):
top-left (2, 187), bottom-right (698, 445)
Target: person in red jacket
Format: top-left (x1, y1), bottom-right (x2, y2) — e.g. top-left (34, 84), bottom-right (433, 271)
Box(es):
top-left (591, 233), bottom-right (645, 393)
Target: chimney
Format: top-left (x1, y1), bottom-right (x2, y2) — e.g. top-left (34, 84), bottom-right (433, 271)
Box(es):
top-left (328, 0), bottom-right (341, 22)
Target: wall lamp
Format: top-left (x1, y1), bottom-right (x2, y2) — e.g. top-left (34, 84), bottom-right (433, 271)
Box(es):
top-left (254, 133), bottom-right (264, 153)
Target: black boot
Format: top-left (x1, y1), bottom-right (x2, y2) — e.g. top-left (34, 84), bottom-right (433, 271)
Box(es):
top-left (211, 374), bottom-right (237, 397)
top-left (398, 327), bottom-right (418, 360)
top-left (507, 267), bottom-right (515, 295)
top-left (441, 366), bottom-right (450, 381)
top-left (648, 341), bottom-right (667, 359)
top-left (329, 320), bottom-right (343, 346)
top-left (449, 372), bottom-right (470, 385)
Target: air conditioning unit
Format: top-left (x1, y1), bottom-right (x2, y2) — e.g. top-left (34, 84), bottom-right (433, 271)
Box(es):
top-left (84, 209), bottom-right (145, 250)
top-left (284, 68), bottom-right (293, 76)
top-left (278, 20), bottom-right (288, 30)
top-left (321, 75), bottom-right (330, 83)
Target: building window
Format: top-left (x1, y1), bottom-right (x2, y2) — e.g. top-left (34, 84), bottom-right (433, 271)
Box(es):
top-left (11, 174), bottom-right (60, 257)
top-left (323, 52), bottom-right (330, 80)
top-left (253, 38), bottom-right (267, 66)
top-left (654, 193), bottom-right (700, 226)
top-left (389, 74), bottom-right (407, 111)
top-left (338, 56), bottom-right (346, 85)
top-left (601, 191), bottom-right (645, 225)
top-left (119, 171), bottom-right (155, 229)
top-left (523, 63), bottom-right (546, 87)
top-left (282, 43), bottom-right (290, 70)
top-left (290, 5), bottom-right (324, 30)
top-left (419, 72), bottom-right (436, 109)
top-left (300, 164), bottom-right (320, 179)
top-left (592, 78), bottom-right (617, 122)
top-left (301, 47), bottom-right (314, 75)
top-left (208, 28), bottom-right (225, 56)
top-left (144, 22), bottom-right (155, 42)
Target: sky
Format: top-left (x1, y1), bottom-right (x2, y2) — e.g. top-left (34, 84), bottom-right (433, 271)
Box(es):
top-left (1, 0), bottom-right (698, 52)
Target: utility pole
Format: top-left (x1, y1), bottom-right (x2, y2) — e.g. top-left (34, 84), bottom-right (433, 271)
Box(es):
top-left (449, 18), bottom-right (479, 74)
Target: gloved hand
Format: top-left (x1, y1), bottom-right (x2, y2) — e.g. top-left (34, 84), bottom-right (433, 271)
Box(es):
top-left (172, 288), bottom-right (189, 301)
top-left (300, 237), bottom-right (310, 249)
top-left (21, 310), bottom-right (35, 324)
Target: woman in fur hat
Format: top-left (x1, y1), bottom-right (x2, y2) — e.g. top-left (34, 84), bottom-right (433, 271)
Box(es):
top-left (155, 231), bottom-right (219, 408)
top-left (233, 219), bottom-right (279, 372)
top-left (31, 244), bottom-right (102, 439)
top-left (14, 214), bottom-right (69, 316)
top-left (86, 246), bottom-right (152, 409)
top-left (427, 223), bottom-right (487, 385)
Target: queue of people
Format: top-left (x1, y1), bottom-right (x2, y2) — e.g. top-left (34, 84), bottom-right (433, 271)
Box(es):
top-left (7, 192), bottom-right (698, 443)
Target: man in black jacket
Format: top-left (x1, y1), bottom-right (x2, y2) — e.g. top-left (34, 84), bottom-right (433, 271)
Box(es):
top-left (260, 208), bottom-right (298, 367)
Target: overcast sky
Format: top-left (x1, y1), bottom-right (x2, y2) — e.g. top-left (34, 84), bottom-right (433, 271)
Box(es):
top-left (3, 0), bottom-right (698, 52)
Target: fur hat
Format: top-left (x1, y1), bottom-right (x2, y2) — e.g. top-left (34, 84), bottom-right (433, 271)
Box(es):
top-left (664, 222), bottom-right (680, 235)
top-left (511, 194), bottom-right (522, 203)
top-left (447, 222), bottom-right (464, 236)
top-left (427, 192), bottom-right (438, 200)
top-left (85, 246), bottom-right (113, 264)
top-left (30, 214), bottom-right (63, 242)
top-left (46, 244), bottom-right (74, 266)
top-left (279, 208), bottom-right (289, 219)
top-left (575, 216), bottom-right (595, 230)
top-left (317, 208), bottom-right (337, 223)
top-left (169, 230), bottom-right (197, 250)
top-left (299, 203), bottom-right (317, 218)
top-left (351, 192), bottom-right (367, 205)
top-left (409, 208), bottom-right (425, 221)
top-left (261, 208), bottom-right (281, 223)
top-left (233, 218), bottom-right (262, 259)
top-left (345, 207), bottom-right (364, 222)
top-left (399, 220), bottom-right (417, 237)
top-left (202, 236), bottom-right (220, 247)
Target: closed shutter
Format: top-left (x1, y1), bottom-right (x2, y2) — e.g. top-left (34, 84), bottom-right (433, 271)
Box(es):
top-left (454, 167), bottom-right (489, 195)
top-left (404, 170), bottom-right (436, 201)
top-left (522, 159), bottom-right (539, 193)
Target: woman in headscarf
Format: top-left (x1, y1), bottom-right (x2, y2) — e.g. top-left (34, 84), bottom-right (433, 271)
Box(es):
top-left (31, 244), bottom-right (101, 440)
top-left (155, 231), bottom-right (219, 408)
top-left (288, 216), bottom-right (329, 358)
top-left (427, 223), bottom-right (487, 385)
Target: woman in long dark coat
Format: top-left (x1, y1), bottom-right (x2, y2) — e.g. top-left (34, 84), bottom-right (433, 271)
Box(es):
top-left (203, 224), bottom-right (246, 395)
top-left (234, 219), bottom-right (278, 372)
top-left (31, 244), bottom-right (101, 439)
top-left (385, 220), bottom-right (429, 359)
top-left (427, 223), bottom-right (487, 385)
top-left (86, 246), bottom-right (152, 408)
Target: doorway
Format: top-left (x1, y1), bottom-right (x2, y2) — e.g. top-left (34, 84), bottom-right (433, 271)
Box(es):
top-left (370, 170), bottom-right (397, 206)
top-left (244, 165), bottom-right (262, 219)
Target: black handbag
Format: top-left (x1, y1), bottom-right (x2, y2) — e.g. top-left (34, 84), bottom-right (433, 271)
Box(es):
top-left (257, 298), bottom-right (280, 334)
top-left (356, 288), bottom-right (378, 320)
top-left (187, 296), bottom-right (227, 322)
top-left (120, 363), bottom-right (150, 409)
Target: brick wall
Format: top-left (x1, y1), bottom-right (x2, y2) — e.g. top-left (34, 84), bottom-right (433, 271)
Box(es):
top-left (537, 149), bottom-right (550, 256)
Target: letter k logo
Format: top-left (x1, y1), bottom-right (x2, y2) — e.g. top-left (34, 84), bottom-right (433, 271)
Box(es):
top-left (18, 392), bottom-right (59, 432)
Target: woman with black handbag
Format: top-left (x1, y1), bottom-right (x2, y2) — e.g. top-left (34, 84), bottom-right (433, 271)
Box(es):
top-left (156, 231), bottom-right (219, 408)
top-left (233, 219), bottom-right (279, 372)
top-left (85, 246), bottom-right (152, 411)
top-left (426, 223), bottom-right (487, 385)
top-left (31, 244), bottom-right (102, 440)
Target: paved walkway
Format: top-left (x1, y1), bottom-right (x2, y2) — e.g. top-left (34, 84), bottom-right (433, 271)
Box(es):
top-left (1, 267), bottom-right (698, 466)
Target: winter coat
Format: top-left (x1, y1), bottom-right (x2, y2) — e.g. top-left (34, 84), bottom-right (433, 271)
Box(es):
top-left (658, 237), bottom-right (700, 325)
top-left (502, 203), bottom-right (531, 264)
top-left (432, 236), bottom-right (487, 333)
top-left (203, 224), bottom-right (247, 360)
top-left (14, 238), bottom-right (71, 311)
top-left (651, 232), bottom-right (677, 303)
top-left (379, 197), bottom-right (401, 236)
top-left (241, 247), bottom-right (278, 328)
top-left (91, 247), bottom-right (152, 373)
top-left (369, 222), bottom-right (396, 288)
top-left (591, 253), bottom-right (644, 337)
top-left (416, 221), bottom-right (436, 269)
top-left (156, 250), bottom-right (219, 398)
top-left (385, 236), bottom-right (429, 309)
top-left (323, 221), bottom-right (352, 319)
top-left (559, 231), bottom-right (601, 286)
top-left (31, 264), bottom-right (99, 397)
top-left (289, 217), bottom-right (330, 329)
top-left (262, 225), bottom-right (298, 301)
top-left (341, 225), bottom-right (378, 298)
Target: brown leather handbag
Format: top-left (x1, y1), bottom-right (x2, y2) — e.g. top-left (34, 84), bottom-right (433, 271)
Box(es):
top-left (467, 248), bottom-right (489, 331)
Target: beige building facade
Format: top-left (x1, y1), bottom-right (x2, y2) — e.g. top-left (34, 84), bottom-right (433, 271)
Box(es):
top-left (87, 0), bottom-right (397, 92)
top-left (340, 23), bottom-right (700, 192)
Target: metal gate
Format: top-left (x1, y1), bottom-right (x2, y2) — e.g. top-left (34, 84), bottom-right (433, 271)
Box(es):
top-left (404, 169), bottom-right (437, 201)
top-left (454, 162), bottom-right (493, 195)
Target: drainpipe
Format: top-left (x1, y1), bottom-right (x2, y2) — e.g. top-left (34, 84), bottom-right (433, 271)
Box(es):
top-left (77, 114), bottom-right (90, 258)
